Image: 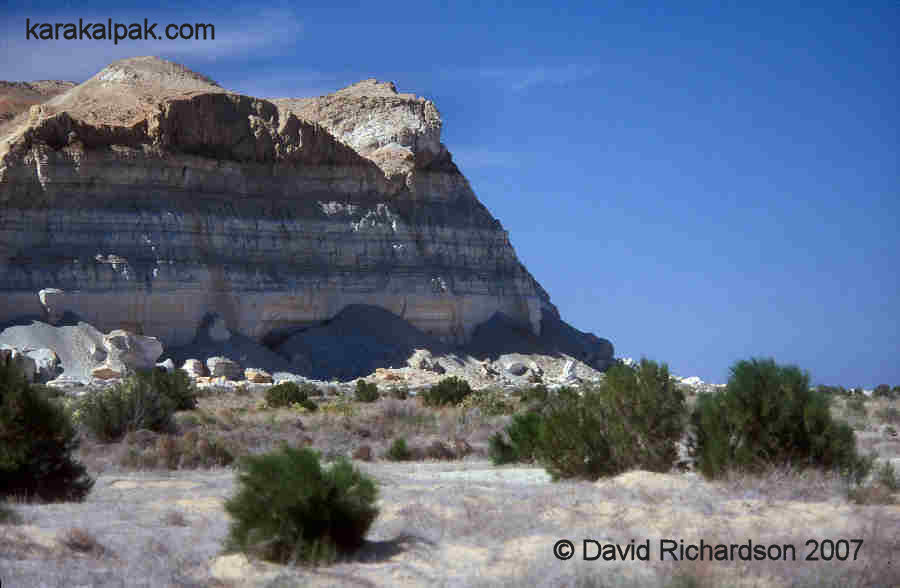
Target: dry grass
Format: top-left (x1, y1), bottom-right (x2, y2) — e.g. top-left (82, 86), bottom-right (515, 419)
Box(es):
top-left (60, 527), bottom-right (114, 559)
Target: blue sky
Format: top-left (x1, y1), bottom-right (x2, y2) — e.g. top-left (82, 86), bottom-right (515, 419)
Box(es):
top-left (3, 1), bottom-right (897, 387)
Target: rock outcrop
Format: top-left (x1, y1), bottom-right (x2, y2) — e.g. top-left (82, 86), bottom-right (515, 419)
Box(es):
top-left (0, 56), bottom-right (611, 370)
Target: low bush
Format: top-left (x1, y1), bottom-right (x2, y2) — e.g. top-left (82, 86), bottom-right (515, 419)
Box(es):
top-left (0, 501), bottom-right (22, 524)
top-left (846, 396), bottom-right (867, 415)
top-left (290, 399), bottom-right (319, 412)
top-left (692, 358), bottom-right (872, 480)
top-left (875, 461), bottom-right (898, 492)
top-left (536, 359), bottom-right (685, 480)
top-left (223, 445), bottom-right (378, 565)
top-left (388, 386), bottom-right (409, 400)
top-left (386, 437), bottom-right (412, 461)
top-left (875, 406), bottom-right (899, 424)
top-left (139, 368), bottom-right (197, 411)
top-left (489, 411), bottom-right (543, 465)
top-left (76, 374), bottom-right (177, 442)
top-left (422, 377), bottom-right (472, 407)
top-left (119, 430), bottom-right (235, 470)
top-left (458, 387), bottom-right (514, 416)
top-left (265, 381), bottom-right (313, 408)
top-left (491, 360), bottom-right (685, 480)
top-left (0, 357), bottom-right (94, 502)
top-left (354, 380), bottom-right (379, 403)
top-left (516, 384), bottom-right (550, 405)
top-left (873, 385), bottom-right (896, 400)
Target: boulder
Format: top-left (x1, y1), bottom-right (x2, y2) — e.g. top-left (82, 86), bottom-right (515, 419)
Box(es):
top-left (560, 359), bottom-right (578, 383)
top-left (103, 330), bottom-right (163, 372)
top-left (181, 359), bottom-right (207, 378)
top-left (244, 368), bottom-right (273, 384)
top-left (89, 343), bottom-right (107, 362)
top-left (206, 357), bottom-right (242, 380)
top-left (504, 361), bottom-right (528, 377)
top-left (0, 346), bottom-right (37, 382)
top-left (156, 358), bottom-right (176, 373)
top-left (25, 348), bottom-right (62, 383)
top-left (91, 365), bottom-right (123, 380)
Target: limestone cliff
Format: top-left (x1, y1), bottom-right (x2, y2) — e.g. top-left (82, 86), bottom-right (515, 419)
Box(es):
top-left (0, 56), bottom-right (606, 366)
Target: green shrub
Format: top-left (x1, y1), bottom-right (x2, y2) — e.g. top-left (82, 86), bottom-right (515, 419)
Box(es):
top-left (875, 406), bottom-right (899, 424)
top-left (0, 502), bottom-right (22, 524)
top-left (873, 385), bottom-right (896, 400)
top-left (875, 461), bottom-right (899, 492)
top-left (846, 396), bottom-right (867, 415)
top-left (386, 438), bottom-right (412, 461)
top-left (224, 445), bottom-right (378, 565)
top-left (533, 359), bottom-right (685, 481)
top-left (291, 399), bottom-right (319, 412)
top-left (0, 356), bottom-right (94, 502)
top-left (76, 374), bottom-right (176, 442)
top-left (354, 380), bottom-right (379, 403)
top-left (489, 411), bottom-right (543, 465)
top-left (265, 381), bottom-right (309, 408)
top-left (139, 368), bottom-right (197, 411)
top-left (458, 387), bottom-right (514, 416)
top-left (422, 377), bottom-right (472, 407)
top-left (388, 386), bottom-right (409, 400)
top-left (692, 358), bottom-right (871, 479)
top-left (517, 384), bottom-right (550, 405)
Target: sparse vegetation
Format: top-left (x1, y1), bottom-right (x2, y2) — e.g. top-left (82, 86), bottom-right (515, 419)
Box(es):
top-left (422, 376), bottom-right (473, 407)
top-left (536, 359), bottom-right (685, 480)
top-left (386, 437), bottom-right (412, 461)
top-left (458, 387), bottom-right (514, 416)
top-left (76, 373), bottom-right (177, 442)
top-left (489, 411), bottom-right (543, 465)
top-left (692, 358), bottom-right (872, 481)
top-left (223, 445), bottom-right (378, 565)
top-left (265, 381), bottom-right (318, 409)
top-left (118, 430), bottom-right (235, 470)
top-left (141, 367), bottom-right (198, 411)
top-left (0, 356), bottom-right (94, 502)
top-left (354, 379), bottom-right (379, 403)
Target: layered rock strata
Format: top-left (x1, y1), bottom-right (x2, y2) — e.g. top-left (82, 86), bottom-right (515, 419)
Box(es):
top-left (0, 57), bottom-right (608, 367)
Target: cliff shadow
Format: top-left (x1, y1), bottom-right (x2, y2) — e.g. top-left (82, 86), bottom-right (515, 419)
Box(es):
top-left (461, 311), bottom-right (614, 370)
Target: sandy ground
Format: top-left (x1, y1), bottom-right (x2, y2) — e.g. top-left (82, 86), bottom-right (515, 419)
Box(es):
top-left (2, 460), bottom-right (898, 588)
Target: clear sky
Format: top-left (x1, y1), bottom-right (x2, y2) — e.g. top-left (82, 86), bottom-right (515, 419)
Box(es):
top-left (3, 1), bottom-right (897, 387)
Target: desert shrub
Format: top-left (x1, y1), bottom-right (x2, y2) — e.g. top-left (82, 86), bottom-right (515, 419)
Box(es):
top-left (692, 358), bottom-right (871, 480)
top-left (137, 368), bottom-right (197, 411)
top-left (458, 387), bottom-right (514, 416)
top-left (0, 501), bottom-right (22, 524)
top-left (873, 384), bottom-right (896, 400)
top-left (846, 395), bottom-right (867, 415)
top-left (422, 376), bottom-right (472, 407)
top-left (223, 445), bottom-right (378, 565)
top-left (489, 411), bottom-right (543, 465)
top-left (388, 386), bottom-right (409, 400)
top-left (118, 431), bottom-right (235, 470)
top-left (354, 380), bottom-right (379, 403)
top-left (386, 437), bottom-right (412, 461)
top-left (265, 381), bottom-right (309, 408)
top-left (290, 399), bottom-right (319, 412)
top-left (875, 461), bottom-right (899, 492)
top-left (76, 374), bottom-right (176, 442)
top-left (875, 406), bottom-right (900, 424)
top-left (517, 384), bottom-right (550, 405)
top-left (0, 357), bottom-right (94, 502)
top-left (535, 359), bottom-right (685, 481)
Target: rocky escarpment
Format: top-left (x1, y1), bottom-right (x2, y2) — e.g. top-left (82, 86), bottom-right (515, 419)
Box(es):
top-left (0, 56), bottom-right (610, 370)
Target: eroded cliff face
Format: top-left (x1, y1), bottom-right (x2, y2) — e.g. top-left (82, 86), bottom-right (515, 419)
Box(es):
top-left (0, 57), bottom-right (558, 348)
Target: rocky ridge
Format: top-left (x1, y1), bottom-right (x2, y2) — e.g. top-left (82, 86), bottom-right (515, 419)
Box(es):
top-left (0, 56), bottom-right (612, 379)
